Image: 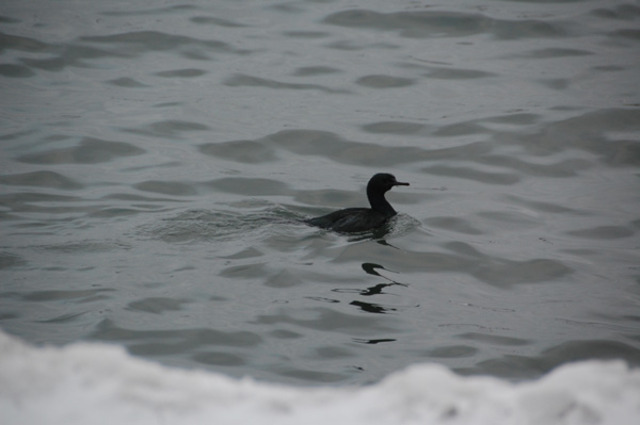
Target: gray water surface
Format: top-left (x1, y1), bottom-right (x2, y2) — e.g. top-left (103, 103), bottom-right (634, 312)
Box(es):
top-left (1, 0), bottom-right (639, 385)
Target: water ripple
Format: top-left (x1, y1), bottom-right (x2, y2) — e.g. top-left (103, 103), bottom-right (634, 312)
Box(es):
top-left (323, 10), bottom-right (567, 40)
top-left (17, 137), bottom-right (145, 164)
top-left (80, 31), bottom-right (237, 56)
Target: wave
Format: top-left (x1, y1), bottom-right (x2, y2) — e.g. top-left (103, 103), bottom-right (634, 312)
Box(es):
top-left (1, 330), bottom-right (638, 425)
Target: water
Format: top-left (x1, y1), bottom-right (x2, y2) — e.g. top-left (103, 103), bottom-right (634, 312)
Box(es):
top-left (1, 0), bottom-right (640, 389)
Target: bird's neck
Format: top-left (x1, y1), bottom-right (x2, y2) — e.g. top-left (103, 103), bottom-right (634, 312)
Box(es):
top-left (367, 188), bottom-right (396, 216)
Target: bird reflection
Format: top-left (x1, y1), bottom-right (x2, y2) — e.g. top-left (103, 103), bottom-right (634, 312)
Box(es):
top-left (358, 283), bottom-right (393, 296)
top-left (359, 262), bottom-right (406, 295)
top-left (350, 300), bottom-right (394, 314)
top-left (344, 263), bottom-right (408, 314)
top-left (352, 338), bottom-right (396, 345)
top-left (361, 262), bottom-right (385, 277)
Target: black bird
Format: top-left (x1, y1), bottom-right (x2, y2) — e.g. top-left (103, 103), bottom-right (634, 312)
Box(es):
top-left (306, 173), bottom-right (409, 233)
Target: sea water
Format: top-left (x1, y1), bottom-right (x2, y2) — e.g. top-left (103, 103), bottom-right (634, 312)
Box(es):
top-left (1, 0), bottom-right (639, 422)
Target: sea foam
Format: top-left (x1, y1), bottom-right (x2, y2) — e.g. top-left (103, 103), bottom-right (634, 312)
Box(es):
top-left (1, 330), bottom-right (639, 425)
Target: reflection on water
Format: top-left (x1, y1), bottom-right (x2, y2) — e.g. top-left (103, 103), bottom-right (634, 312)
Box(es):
top-left (337, 263), bottom-right (409, 314)
top-left (0, 0), bottom-right (639, 385)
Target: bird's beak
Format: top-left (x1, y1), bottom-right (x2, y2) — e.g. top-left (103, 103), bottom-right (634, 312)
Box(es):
top-left (393, 180), bottom-right (409, 186)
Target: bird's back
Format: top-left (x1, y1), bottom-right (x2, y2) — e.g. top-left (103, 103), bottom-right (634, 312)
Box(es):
top-left (306, 208), bottom-right (391, 233)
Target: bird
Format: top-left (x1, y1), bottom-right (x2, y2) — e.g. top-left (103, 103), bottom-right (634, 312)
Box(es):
top-left (306, 173), bottom-right (409, 233)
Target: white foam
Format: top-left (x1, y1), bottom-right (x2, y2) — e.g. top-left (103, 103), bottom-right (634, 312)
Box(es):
top-left (1, 330), bottom-right (639, 425)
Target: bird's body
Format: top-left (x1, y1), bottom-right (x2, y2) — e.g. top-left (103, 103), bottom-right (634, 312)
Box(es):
top-left (306, 173), bottom-right (409, 233)
top-left (306, 207), bottom-right (390, 233)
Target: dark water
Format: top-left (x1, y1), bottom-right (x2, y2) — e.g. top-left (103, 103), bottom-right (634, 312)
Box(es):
top-left (1, 0), bottom-right (639, 385)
